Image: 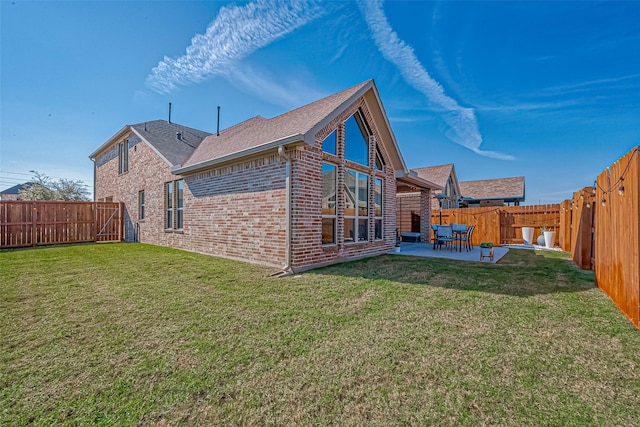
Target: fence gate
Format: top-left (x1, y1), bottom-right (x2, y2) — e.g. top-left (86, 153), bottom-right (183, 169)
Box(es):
top-left (94, 202), bottom-right (123, 242)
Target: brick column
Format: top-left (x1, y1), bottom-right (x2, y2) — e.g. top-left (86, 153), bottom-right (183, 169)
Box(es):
top-left (420, 189), bottom-right (431, 243)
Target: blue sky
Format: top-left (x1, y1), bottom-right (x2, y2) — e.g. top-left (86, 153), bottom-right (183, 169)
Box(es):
top-left (1, 0), bottom-right (639, 203)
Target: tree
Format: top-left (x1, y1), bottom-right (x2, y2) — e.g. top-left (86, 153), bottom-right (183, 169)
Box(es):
top-left (18, 171), bottom-right (90, 201)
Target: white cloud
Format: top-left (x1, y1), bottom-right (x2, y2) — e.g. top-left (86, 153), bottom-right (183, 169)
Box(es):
top-left (357, 0), bottom-right (514, 160)
top-left (146, 0), bottom-right (326, 94)
top-left (224, 63), bottom-right (326, 109)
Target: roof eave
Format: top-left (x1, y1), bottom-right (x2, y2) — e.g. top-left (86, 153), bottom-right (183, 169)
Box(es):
top-left (89, 125), bottom-right (130, 159)
top-left (396, 170), bottom-right (442, 191)
top-left (172, 133), bottom-right (305, 175)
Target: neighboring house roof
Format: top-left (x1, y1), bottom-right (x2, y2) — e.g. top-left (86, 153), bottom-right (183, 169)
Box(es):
top-left (459, 176), bottom-right (525, 202)
top-left (0, 182), bottom-right (33, 195)
top-left (412, 164), bottom-right (455, 190)
top-left (89, 120), bottom-right (212, 167)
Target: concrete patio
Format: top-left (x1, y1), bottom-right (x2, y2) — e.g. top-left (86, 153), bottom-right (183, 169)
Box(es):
top-left (390, 242), bottom-right (510, 263)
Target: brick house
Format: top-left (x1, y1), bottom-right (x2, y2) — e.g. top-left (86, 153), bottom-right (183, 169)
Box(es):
top-left (90, 80), bottom-right (438, 272)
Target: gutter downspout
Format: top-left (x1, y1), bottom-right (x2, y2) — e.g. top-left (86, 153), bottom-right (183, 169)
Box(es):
top-left (274, 145), bottom-right (293, 276)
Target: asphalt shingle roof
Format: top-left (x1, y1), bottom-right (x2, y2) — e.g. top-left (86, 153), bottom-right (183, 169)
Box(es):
top-left (182, 80), bottom-right (371, 169)
top-left (130, 120), bottom-right (212, 167)
top-left (412, 164), bottom-right (454, 189)
top-left (459, 176), bottom-right (525, 200)
top-left (0, 182), bottom-right (33, 195)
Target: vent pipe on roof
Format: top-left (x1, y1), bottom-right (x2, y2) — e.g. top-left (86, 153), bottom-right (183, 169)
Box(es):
top-left (216, 106), bottom-right (220, 136)
top-left (176, 132), bottom-right (182, 141)
top-left (168, 102), bottom-right (172, 124)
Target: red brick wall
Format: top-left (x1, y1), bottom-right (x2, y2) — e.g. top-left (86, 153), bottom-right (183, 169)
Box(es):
top-left (289, 98), bottom-right (396, 271)
top-left (94, 132), bottom-right (287, 268)
top-left (95, 93), bottom-right (399, 272)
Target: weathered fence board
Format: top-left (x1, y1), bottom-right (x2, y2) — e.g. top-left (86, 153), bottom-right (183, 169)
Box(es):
top-left (0, 201), bottom-right (123, 249)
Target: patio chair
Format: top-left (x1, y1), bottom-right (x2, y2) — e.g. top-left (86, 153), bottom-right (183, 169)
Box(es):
top-left (458, 224), bottom-right (475, 251)
top-left (435, 225), bottom-right (455, 250)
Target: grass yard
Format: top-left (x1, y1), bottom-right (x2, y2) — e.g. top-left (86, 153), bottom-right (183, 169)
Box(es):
top-left (1, 243), bottom-right (639, 426)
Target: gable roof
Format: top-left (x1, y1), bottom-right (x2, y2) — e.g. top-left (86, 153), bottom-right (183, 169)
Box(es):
top-left (0, 182), bottom-right (33, 195)
top-left (89, 120), bottom-right (211, 167)
top-left (174, 80), bottom-right (409, 175)
top-left (459, 176), bottom-right (525, 201)
top-left (412, 164), bottom-right (455, 189)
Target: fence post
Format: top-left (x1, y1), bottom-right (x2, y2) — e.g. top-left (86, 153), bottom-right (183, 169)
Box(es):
top-left (30, 202), bottom-right (37, 247)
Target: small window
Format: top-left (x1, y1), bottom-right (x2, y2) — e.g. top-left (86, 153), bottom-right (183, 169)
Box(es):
top-left (138, 190), bottom-right (145, 220)
top-left (322, 130), bottom-right (337, 156)
top-left (374, 178), bottom-right (383, 239)
top-left (176, 180), bottom-right (184, 229)
top-left (322, 163), bottom-right (337, 244)
top-left (118, 139), bottom-right (129, 174)
top-left (165, 182), bottom-right (173, 229)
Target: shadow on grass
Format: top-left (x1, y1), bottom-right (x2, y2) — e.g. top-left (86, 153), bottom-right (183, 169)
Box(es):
top-left (309, 248), bottom-right (597, 298)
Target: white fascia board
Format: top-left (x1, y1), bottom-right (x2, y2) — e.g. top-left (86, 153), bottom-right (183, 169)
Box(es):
top-left (172, 133), bottom-right (304, 175)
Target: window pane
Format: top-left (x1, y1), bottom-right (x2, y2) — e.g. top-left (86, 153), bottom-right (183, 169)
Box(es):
top-left (344, 218), bottom-right (356, 242)
top-left (118, 143), bottom-right (123, 174)
top-left (322, 130), bottom-right (336, 155)
top-left (322, 218), bottom-right (335, 244)
top-left (176, 209), bottom-right (183, 229)
top-left (344, 113), bottom-right (369, 166)
top-left (344, 169), bottom-right (356, 217)
top-left (166, 210), bottom-right (172, 229)
top-left (375, 146), bottom-right (385, 170)
top-left (358, 174), bottom-right (368, 217)
top-left (358, 218), bottom-right (368, 241)
top-left (375, 219), bottom-right (383, 240)
top-left (139, 190), bottom-right (145, 220)
top-left (177, 180), bottom-right (184, 208)
top-left (166, 182), bottom-right (173, 208)
top-left (124, 139), bottom-right (129, 173)
top-left (322, 163), bottom-right (336, 215)
top-left (374, 178), bottom-right (383, 216)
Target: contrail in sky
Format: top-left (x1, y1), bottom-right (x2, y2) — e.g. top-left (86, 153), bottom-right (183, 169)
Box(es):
top-left (146, 0), bottom-right (325, 94)
top-left (357, 0), bottom-right (514, 160)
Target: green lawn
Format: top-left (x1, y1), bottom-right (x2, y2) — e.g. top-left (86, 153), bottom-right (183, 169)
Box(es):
top-left (1, 243), bottom-right (639, 426)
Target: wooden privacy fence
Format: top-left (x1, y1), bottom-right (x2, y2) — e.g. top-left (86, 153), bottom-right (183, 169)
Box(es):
top-left (593, 146), bottom-right (640, 328)
top-left (0, 201), bottom-right (123, 249)
top-left (429, 204), bottom-right (562, 247)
